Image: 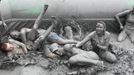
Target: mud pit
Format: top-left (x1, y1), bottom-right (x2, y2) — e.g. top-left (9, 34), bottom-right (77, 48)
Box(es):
top-left (0, 33), bottom-right (134, 75)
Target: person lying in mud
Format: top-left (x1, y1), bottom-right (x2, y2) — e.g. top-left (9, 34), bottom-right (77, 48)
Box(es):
top-left (43, 20), bottom-right (82, 58)
top-left (0, 36), bottom-right (27, 58)
top-left (75, 21), bottom-right (117, 63)
top-left (60, 20), bottom-right (82, 41)
top-left (19, 11), bottom-right (78, 50)
top-left (115, 6), bottom-right (134, 44)
top-left (43, 42), bottom-right (103, 66)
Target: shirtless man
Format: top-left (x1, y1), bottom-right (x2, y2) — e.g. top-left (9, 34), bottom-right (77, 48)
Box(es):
top-left (115, 6), bottom-right (134, 44)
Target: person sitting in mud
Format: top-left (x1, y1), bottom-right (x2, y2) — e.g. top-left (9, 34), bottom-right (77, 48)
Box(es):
top-left (75, 21), bottom-right (117, 63)
top-left (115, 6), bottom-right (134, 44)
top-left (60, 20), bottom-right (82, 41)
top-left (0, 36), bottom-right (27, 58)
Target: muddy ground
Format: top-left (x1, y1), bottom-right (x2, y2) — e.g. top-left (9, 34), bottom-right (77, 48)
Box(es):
top-left (0, 33), bottom-right (134, 75)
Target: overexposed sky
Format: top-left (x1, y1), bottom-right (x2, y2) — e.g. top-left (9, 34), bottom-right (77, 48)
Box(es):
top-left (1, 0), bottom-right (134, 18)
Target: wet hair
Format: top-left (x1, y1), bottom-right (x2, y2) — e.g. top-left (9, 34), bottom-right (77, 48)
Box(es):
top-left (96, 21), bottom-right (106, 31)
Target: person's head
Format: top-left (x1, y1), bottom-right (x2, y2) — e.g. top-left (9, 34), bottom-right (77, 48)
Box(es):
top-left (0, 43), bottom-right (14, 52)
top-left (49, 43), bottom-right (63, 55)
top-left (10, 30), bottom-right (20, 39)
top-left (96, 21), bottom-right (106, 35)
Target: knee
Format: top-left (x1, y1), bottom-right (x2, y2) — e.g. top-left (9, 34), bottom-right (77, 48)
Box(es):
top-left (63, 44), bottom-right (72, 51)
top-left (68, 56), bottom-right (78, 64)
top-left (108, 55), bottom-right (117, 63)
top-left (89, 51), bottom-right (99, 60)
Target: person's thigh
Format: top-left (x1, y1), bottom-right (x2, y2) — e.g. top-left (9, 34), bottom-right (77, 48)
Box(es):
top-left (87, 51), bottom-right (99, 60)
top-left (118, 29), bottom-right (127, 42)
top-left (99, 51), bottom-right (117, 63)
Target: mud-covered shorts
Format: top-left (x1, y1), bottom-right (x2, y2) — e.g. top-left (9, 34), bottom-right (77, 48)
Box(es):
top-left (47, 32), bottom-right (61, 43)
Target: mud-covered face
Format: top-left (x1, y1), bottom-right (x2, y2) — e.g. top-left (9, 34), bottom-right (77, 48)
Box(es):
top-left (10, 31), bottom-right (20, 39)
top-left (2, 43), bottom-right (14, 51)
top-left (96, 23), bottom-right (105, 34)
top-left (50, 43), bottom-right (63, 55)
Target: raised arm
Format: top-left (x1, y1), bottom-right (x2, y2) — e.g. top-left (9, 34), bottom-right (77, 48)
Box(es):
top-left (76, 31), bottom-right (94, 47)
top-left (33, 5), bottom-right (48, 29)
top-left (115, 9), bottom-right (131, 29)
top-left (9, 39), bottom-right (27, 54)
top-left (33, 17), bottom-right (57, 50)
top-left (0, 15), bottom-right (8, 30)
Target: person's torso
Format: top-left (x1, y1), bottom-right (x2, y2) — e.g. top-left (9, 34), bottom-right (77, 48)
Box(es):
top-left (126, 13), bottom-right (134, 23)
top-left (10, 42), bottom-right (23, 54)
top-left (126, 13), bottom-right (134, 29)
top-left (91, 32), bottom-right (108, 46)
top-left (90, 31), bottom-right (109, 54)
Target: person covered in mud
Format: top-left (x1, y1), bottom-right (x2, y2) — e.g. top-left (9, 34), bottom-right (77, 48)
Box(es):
top-left (43, 20), bottom-right (82, 58)
top-left (0, 36), bottom-right (27, 58)
top-left (75, 21), bottom-right (117, 63)
top-left (60, 20), bottom-right (82, 41)
top-left (115, 6), bottom-right (134, 44)
top-left (43, 42), bottom-right (103, 66)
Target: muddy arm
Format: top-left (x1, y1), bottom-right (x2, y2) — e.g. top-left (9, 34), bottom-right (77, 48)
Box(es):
top-left (76, 31), bottom-right (94, 47)
top-left (115, 10), bottom-right (131, 29)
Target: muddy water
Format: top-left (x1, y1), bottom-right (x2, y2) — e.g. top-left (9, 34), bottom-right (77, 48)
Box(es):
top-left (0, 66), bottom-right (47, 75)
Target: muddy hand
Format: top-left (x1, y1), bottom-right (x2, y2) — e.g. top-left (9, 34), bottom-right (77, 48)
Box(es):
top-left (44, 5), bottom-right (48, 12)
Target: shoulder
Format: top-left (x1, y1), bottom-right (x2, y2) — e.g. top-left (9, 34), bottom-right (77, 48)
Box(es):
top-left (105, 31), bottom-right (110, 38)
